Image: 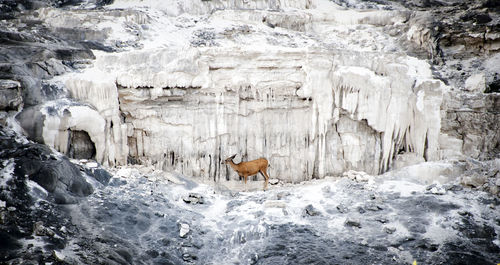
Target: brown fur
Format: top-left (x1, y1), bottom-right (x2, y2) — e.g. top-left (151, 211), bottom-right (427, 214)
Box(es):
top-left (224, 154), bottom-right (270, 190)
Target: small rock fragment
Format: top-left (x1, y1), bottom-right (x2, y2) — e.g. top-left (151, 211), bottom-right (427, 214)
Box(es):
top-left (375, 217), bottom-right (389, 223)
top-left (182, 253), bottom-right (197, 262)
top-left (182, 193), bottom-right (204, 204)
top-left (179, 223), bottom-right (190, 238)
top-left (269, 179), bottom-right (279, 185)
top-left (343, 170), bottom-right (371, 182)
top-left (33, 221), bottom-right (55, 237)
top-left (304, 204), bottom-right (321, 216)
top-left (384, 227), bottom-right (396, 234)
top-left (52, 250), bottom-right (65, 262)
top-left (345, 219), bottom-right (361, 228)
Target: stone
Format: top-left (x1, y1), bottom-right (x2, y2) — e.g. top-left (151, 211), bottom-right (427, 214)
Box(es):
top-left (109, 177), bottom-right (127, 187)
top-left (269, 179), bottom-right (280, 185)
top-left (182, 193), bottom-right (204, 204)
top-left (52, 250), bottom-right (66, 262)
top-left (429, 186), bottom-right (446, 195)
top-left (375, 217), bottom-right (389, 224)
top-left (33, 221), bottom-right (55, 237)
top-left (0, 126), bottom-right (93, 204)
top-left (304, 204), bottom-right (321, 216)
top-left (345, 219), bottom-right (362, 228)
top-left (182, 253), bottom-right (197, 262)
top-left (461, 173), bottom-right (488, 188)
top-left (85, 167), bottom-right (112, 185)
top-left (384, 227), bottom-right (396, 234)
top-left (179, 223), bottom-right (190, 238)
top-left (464, 73), bottom-right (486, 92)
top-left (0, 79), bottom-right (22, 111)
top-left (343, 170), bottom-right (372, 182)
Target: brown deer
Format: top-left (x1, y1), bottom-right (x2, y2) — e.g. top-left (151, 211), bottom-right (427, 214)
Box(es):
top-left (223, 154), bottom-right (270, 191)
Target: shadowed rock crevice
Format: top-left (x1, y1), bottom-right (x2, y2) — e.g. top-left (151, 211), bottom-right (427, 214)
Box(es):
top-left (68, 130), bottom-right (96, 160)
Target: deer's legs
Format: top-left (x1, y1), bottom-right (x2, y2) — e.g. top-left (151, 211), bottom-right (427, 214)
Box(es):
top-left (260, 169), bottom-right (270, 191)
top-left (243, 174), bottom-right (248, 191)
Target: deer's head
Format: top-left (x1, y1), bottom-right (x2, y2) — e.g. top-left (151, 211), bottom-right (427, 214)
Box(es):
top-left (223, 154), bottom-right (237, 164)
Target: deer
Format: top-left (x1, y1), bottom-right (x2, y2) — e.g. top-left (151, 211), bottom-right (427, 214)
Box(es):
top-left (223, 154), bottom-right (270, 191)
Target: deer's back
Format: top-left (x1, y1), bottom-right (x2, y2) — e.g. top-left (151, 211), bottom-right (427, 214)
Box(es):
top-left (237, 158), bottom-right (268, 175)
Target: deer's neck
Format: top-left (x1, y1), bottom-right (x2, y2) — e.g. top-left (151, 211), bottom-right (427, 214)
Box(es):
top-left (228, 160), bottom-right (240, 171)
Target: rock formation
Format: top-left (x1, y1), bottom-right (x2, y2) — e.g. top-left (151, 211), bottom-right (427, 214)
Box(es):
top-left (0, 0), bottom-right (499, 264)
top-left (1, 0), bottom-right (499, 184)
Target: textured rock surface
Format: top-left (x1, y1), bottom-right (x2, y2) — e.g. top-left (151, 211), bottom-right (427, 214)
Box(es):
top-left (23, 164), bottom-right (498, 264)
top-left (0, 80), bottom-right (22, 111)
top-left (1, 0), bottom-right (499, 264)
top-left (1, 0), bottom-right (498, 185)
top-left (26, 0), bottom-right (446, 183)
top-left (0, 125), bottom-right (94, 204)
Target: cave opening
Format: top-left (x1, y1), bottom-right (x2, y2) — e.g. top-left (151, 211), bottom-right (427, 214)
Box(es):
top-left (68, 130), bottom-right (96, 160)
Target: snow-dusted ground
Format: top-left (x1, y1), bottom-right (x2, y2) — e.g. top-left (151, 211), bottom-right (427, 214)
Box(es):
top-left (60, 164), bottom-right (500, 264)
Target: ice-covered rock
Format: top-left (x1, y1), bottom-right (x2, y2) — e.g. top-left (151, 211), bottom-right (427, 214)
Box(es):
top-left (3, 0), bottom-right (499, 187)
top-left (48, 0), bottom-right (449, 183)
top-left (179, 223), bottom-right (190, 238)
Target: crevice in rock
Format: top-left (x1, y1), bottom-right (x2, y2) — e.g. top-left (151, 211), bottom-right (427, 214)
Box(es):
top-left (67, 130), bottom-right (96, 160)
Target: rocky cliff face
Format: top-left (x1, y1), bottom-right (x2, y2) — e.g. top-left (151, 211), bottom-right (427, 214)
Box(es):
top-left (1, 1), bottom-right (499, 264)
top-left (2, 0), bottom-right (499, 185)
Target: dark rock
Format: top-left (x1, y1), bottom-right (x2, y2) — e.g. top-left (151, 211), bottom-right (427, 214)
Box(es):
top-left (345, 219), bottom-right (361, 228)
top-left (68, 130), bottom-right (96, 160)
top-left (375, 217), bottom-right (389, 223)
top-left (183, 193), bottom-right (204, 204)
top-left (304, 204), bottom-right (321, 216)
top-left (85, 167), bottom-right (112, 185)
top-left (0, 79), bottom-right (22, 111)
top-left (485, 79), bottom-right (500, 93)
top-left (146, 249), bottom-right (159, 258)
top-left (182, 253), bottom-right (198, 262)
top-left (33, 221), bottom-right (54, 237)
top-left (0, 125), bottom-right (93, 204)
top-left (114, 248), bottom-right (133, 263)
top-left (109, 178), bottom-right (127, 187)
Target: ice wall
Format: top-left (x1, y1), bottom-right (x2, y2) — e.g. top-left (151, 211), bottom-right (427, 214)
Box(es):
top-left (43, 0), bottom-right (448, 182)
